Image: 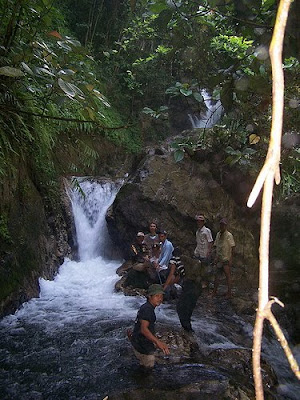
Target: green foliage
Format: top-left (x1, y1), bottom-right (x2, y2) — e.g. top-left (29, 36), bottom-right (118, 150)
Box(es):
top-left (211, 35), bottom-right (253, 60)
top-left (225, 146), bottom-right (257, 166)
top-left (0, 0), bottom-right (141, 191)
top-left (142, 106), bottom-right (168, 119)
top-left (71, 177), bottom-right (86, 199)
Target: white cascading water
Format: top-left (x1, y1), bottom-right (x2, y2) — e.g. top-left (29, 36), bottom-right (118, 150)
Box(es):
top-left (2, 178), bottom-right (140, 328)
top-left (188, 89), bottom-right (224, 129)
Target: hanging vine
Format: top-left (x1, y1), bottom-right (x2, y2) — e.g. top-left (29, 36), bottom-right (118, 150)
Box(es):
top-left (247, 0), bottom-right (300, 398)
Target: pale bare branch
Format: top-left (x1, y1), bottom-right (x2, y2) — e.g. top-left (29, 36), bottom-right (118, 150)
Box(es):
top-left (247, 1), bottom-right (298, 399)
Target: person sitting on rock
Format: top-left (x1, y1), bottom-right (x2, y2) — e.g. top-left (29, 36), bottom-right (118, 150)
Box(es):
top-left (147, 243), bottom-right (161, 282)
top-left (144, 222), bottom-right (160, 255)
top-left (130, 232), bottom-right (150, 272)
top-left (153, 230), bottom-right (174, 284)
top-left (124, 232), bottom-right (155, 289)
top-left (127, 284), bottom-right (170, 371)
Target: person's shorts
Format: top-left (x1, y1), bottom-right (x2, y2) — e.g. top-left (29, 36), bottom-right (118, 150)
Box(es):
top-left (133, 348), bottom-right (155, 368)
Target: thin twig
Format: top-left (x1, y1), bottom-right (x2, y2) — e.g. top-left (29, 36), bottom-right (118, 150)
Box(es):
top-left (265, 298), bottom-right (300, 380)
top-left (0, 105), bottom-right (132, 130)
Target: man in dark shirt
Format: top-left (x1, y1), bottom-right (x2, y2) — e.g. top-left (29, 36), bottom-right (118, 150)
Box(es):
top-left (128, 284), bottom-right (170, 369)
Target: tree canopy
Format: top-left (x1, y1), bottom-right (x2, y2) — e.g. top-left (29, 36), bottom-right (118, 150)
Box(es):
top-left (0, 0), bottom-right (299, 197)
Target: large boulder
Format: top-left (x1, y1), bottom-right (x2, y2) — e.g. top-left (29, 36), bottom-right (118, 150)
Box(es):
top-left (107, 147), bottom-right (258, 292)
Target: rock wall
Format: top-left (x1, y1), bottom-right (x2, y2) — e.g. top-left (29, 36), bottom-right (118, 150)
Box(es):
top-left (0, 170), bottom-right (72, 317)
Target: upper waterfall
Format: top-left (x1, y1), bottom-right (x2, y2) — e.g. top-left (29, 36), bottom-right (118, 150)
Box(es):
top-left (189, 89), bottom-right (224, 129)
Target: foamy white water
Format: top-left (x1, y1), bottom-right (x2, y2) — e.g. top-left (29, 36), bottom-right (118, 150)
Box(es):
top-left (2, 178), bottom-right (142, 330)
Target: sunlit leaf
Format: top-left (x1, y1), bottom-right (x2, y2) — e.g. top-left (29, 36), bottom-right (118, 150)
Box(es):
top-left (180, 88), bottom-right (193, 97)
top-left (58, 78), bottom-right (76, 97)
top-left (57, 41), bottom-right (72, 51)
top-left (86, 84), bottom-right (94, 91)
top-left (47, 30), bottom-right (62, 40)
top-left (174, 149), bottom-right (185, 162)
top-left (249, 134), bottom-right (260, 145)
top-left (21, 62), bottom-right (34, 75)
top-left (193, 92), bottom-right (203, 103)
top-left (0, 66), bottom-right (24, 77)
top-left (142, 107), bottom-right (155, 115)
top-left (35, 67), bottom-right (55, 77)
top-left (66, 39), bottom-right (81, 47)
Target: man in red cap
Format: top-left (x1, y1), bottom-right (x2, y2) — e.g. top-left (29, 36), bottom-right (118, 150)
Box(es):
top-left (211, 218), bottom-right (235, 299)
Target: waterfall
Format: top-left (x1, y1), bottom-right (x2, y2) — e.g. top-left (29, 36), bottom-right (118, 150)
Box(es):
top-left (1, 178), bottom-right (140, 328)
top-left (69, 179), bottom-right (118, 261)
top-left (188, 89), bottom-right (224, 129)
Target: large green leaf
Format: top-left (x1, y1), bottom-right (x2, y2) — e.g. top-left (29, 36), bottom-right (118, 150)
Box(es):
top-left (193, 92), bottom-right (203, 103)
top-left (58, 78), bottom-right (76, 97)
top-left (174, 149), bottom-right (185, 162)
top-left (180, 88), bottom-right (192, 97)
top-left (0, 66), bottom-right (24, 77)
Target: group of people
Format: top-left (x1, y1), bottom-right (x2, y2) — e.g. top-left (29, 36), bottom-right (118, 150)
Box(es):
top-left (128, 223), bottom-right (181, 292)
top-left (127, 216), bottom-right (236, 371)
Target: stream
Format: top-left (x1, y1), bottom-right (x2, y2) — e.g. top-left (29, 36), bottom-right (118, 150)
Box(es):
top-left (0, 179), bottom-right (299, 400)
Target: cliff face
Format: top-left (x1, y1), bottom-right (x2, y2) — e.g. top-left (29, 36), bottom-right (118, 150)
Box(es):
top-left (107, 147), bottom-right (259, 292)
top-left (0, 161), bottom-right (73, 316)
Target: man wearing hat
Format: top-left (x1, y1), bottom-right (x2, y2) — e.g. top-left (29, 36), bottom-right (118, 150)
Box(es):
top-left (130, 232), bottom-right (150, 272)
top-left (211, 218), bottom-right (235, 299)
top-left (194, 214), bottom-right (213, 263)
top-left (128, 284), bottom-right (170, 369)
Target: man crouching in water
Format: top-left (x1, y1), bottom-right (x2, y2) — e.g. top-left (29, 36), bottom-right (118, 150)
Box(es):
top-left (127, 284), bottom-right (170, 371)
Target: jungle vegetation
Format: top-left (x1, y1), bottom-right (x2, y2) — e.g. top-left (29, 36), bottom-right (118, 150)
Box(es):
top-left (0, 0), bottom-right (299, 202)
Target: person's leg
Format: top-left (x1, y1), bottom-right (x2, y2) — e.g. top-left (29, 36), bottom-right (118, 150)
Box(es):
top-left (210, 262), bottom-right (222, 296)
top-left (177, 280), bottom-right (199, 331)
top-left (223, 263), bottom-right (232, 298)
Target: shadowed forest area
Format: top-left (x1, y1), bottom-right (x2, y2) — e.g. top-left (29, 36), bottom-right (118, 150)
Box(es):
top-left (0, 1), bottom-right (299, 399)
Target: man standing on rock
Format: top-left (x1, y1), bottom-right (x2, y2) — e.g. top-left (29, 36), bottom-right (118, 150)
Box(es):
top-left (194, 214), bottom-right (213, 264)
top-left (211, 218), bottom-right (235, 299)
top-left (127, 284), bottom-right (170, 370)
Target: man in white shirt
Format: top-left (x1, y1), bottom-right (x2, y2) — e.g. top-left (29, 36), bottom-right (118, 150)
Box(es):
top-left (194, 215), bottom-right (213, 264)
